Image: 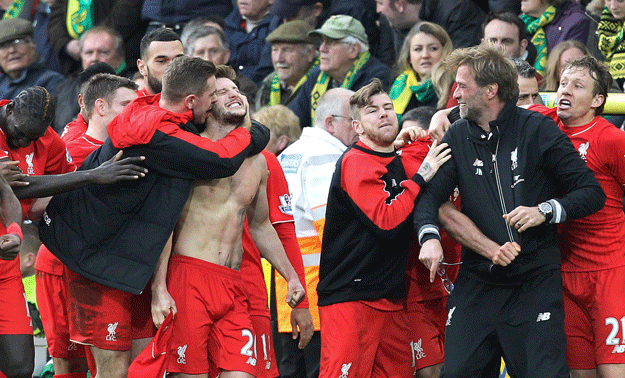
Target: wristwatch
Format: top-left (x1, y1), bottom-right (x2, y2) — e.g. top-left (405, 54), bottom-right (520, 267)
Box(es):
top-left (538, 202), bottom-right (553, 223)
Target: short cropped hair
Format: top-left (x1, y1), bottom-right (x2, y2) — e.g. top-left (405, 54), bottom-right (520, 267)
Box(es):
top-left (161, 56), bottom-right (216, 103)
top-left (401, 106), bottom-right (436, 130)
top-left (563, 56), bottom-right (612, 116)
top-left (82, 74), bottom-right (138, 116)
top-left (253, 105), bottom-right (301, 143)
top-left (80, 26), bottom-right (125, 61)
top-left (513, 58), bottom-right (536, 79)
top-left (139, 27), bottom-right (181, 60)
top-left (446, 45), bottom-right (519, 103)
top-left (184, 26), bottom-right (229, 55)
top-left (13, 86), bottom-right (55, 129)
top-left (482, 12), bottom-right (527, 43)
top-left (349, 78), bottom-right (386, 120)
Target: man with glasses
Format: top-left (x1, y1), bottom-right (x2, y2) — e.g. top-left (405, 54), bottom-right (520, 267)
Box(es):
top-left (317, 79), bottom-right (450, 377)
top-left (289, 15), bottom-right (391, 128)
top-left (0, 19), bottom-right (63, 99)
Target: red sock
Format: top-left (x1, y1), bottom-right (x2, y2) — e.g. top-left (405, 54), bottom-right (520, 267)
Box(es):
top-left (85, 347), bottom-right (97, 377)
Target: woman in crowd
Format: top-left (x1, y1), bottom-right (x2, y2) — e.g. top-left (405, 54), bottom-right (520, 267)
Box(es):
top-left (520, 0), bottom-right (590, 75)
top-left (389, 21), bottom-right (454, 120)
top-left (543, 40), bottom-right (589, 91)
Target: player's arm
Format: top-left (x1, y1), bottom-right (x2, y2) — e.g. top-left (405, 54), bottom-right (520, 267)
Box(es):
top-left (247, 157), bottom-right (305, 309)
top-left (12, 151), bottom-right (147, 199)
top-left (0, 173), bottom-right (23, 260)
top-left (151, 233), bottom-right (176, 328)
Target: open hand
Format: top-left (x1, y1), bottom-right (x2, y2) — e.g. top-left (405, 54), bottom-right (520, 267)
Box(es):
top-left (418, 140), bottom-right (451, 182)
top-left (290, 308), bottom-right (314, 349)
top-left (92, 151), bottom-right (147, 184)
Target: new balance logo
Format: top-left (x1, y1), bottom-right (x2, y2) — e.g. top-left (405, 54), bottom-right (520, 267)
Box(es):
top-left (612, 345), bottom-right (625, 353)
top-left (246, 357), bottom-right (257, 366)
top-left (266, 361), bottom-right (271, 370)
top-left (339, 362), bottom-right (352, 378)
top-left (536, 312), bottom-right (551, 322)
top-left (105, 322), bottom-right (118, 341)
top-left (177, 345), bottom-right (187, 364)
top-left (447, 306), bottom-right (456, 326)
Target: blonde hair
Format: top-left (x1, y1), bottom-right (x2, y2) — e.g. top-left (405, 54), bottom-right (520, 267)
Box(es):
top-left (543, 40), bottom-right (590, 91)
top-left (252, 105), bottom-right (301, 143)
top-left (396, 21), bottom-right (453, 79)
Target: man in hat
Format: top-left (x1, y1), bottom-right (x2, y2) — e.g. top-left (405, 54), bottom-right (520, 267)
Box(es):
top-left (289, 15), bottom-right (391, 128)
top-left (0, 19), bottom-right (63, 99)
top-left (256, 20), bottom-right (318, 109)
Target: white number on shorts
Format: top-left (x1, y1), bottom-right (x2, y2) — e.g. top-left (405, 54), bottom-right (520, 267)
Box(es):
top-left (260, 333), bottom-right (268, 360)
top-left (605, 317), bottom-right (625, 345)
top-left (241, 329), bottom-right (255, 356)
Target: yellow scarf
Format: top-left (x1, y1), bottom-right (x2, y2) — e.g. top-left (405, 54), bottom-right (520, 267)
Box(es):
top-left (310, 51), bottom-right (370, 121)
top-left (270, 59), bottom-right (319, 106)
top-left (521, 5), bottom-right (557, 76)
top-left (389, 69), bottom-right (436, 116)
top-left (598, 6), bottom-right (625, 80)
top-left (66, 0), bottom-right (94, 39)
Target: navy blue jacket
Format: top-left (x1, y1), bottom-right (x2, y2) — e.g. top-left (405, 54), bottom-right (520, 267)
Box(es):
top-left (0, 61), bottom-right (63, 99)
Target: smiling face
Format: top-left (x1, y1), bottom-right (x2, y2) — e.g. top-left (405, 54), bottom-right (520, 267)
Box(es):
top-left (0, 36), bottom-right (37, 79)
top-left (271, 42), bottom-right (315, 88)
top-left (354, 93), bottom-right (399, 150)
top-left (212, 77), bottom-right (248, 126)
top-left (556, 66), bottom-right (603, 127)
top-left (454, 65), bottom-right (488, 123)
top-left (409, 32), bottom-right (443, 79)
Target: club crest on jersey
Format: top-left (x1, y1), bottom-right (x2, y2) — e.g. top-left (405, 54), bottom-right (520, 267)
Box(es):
top-left (511, 147), bottom-right (518, 171)
top-left (278, 194), bottom-right (293, 215)
top-left (446, 306), bottom-right (456, 326)
top-left (411, 339), bottom-right (426, 363)
top-left (339, 362), bottom-right (352, 378)
top-left (177, 345), bottom-right (187, 364)
top-left (25, 152), bottom-right (35, 175)
top-left (578, 141), bottom-right (589, 161)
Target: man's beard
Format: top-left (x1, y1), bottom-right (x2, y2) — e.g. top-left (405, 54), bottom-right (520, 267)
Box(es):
top-left (213, 107), bottom-right (247, 128)
top-left (146, 67), bottom-right (162, 94)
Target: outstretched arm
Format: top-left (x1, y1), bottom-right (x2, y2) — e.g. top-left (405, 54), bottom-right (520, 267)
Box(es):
top-left (12, 151), bottom-right (147, 199)
top-left (247, 157), bottom-right (305, 309)
top-left (0, 174), bottom-right (23, 260)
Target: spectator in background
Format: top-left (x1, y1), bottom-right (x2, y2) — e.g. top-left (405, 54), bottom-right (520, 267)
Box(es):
top-left (52, 26), bottom-right (125, 133)
top-left (270, 0), bottom-right (327, 27)
top-left (256, 20), bottom-right (318, 109)
top-left (520, 0), bottom-right (590, 75)
top-left (390, 21), bottom-right (454, 120)
top-left (224, 0), bottom-right (278, 85)
top-left (289, 15), bottom-right (392, 128)
top-left (375, 0), bottom-right (423, 57)
top-left (1, 0), bottom-right (62, 73)
top-left (0, 19), bottom-right (63, 99)
top-left (278, 88), bottom-right (357, 378)
top-left (136, 27), bottom-right (184, 96)
top-left (253, 104), bottom-right (302, 155)
top-left (185, 25), bottom-right (258, 107)
top-left (47, 0), bottom-right (144, 75)
top-left (180, 15), bottom-right (226, 46)
top-left (482, 12), bottom-right (535, 66)
top-left (419, 0), bottom-right (486, 48)
top-left (514, 58), bottom-right (543, 106)
top-left (543, 40), bottom-right (589, 91)
top-left (598, 0), bottom-right (625, 90)
top-left (141, 0), bottom-right (231, 35)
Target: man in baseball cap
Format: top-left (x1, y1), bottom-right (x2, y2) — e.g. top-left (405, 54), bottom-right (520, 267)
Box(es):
top-left (288, 14), bottom-right (391, 128)
top-left (256, 20), bottom-right (318, 109)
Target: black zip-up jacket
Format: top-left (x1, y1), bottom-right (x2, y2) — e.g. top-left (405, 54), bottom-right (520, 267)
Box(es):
top-left (415, 99), bottom-right (605, 282)
top-left (39, 95), bottom-right (269, 294)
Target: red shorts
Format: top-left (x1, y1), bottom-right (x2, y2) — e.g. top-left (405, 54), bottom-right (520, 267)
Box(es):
top-left (0, 258), bottom-right (32, 335)
top-left (319, 300), bottom-right (413, 378)
top-left (250, 314), bottom-right (279, 378)
top-left (563, 266), bottom-right (625, 368)
top-left (36, 270), bottom-right (85, 358)
top-left (64, 266), bottom-right (155, 351)
top-left (406, 297), bottom-right (446, 371)
top-left (166, 255), bottom-right (256, 376)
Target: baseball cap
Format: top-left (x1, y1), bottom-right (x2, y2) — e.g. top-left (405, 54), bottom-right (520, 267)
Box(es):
top-left (309, 15), bottom-right (367, 44)
top-left (0, 19), bottom-right (34, 45)
top-left (266, 20), bottom-right (315, 44)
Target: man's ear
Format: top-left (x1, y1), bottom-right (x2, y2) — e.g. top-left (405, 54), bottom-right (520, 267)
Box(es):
top-left (519, 38), bottom-right (528, 56)
top-left (183, 94), bottom-right (197, 110)
top-left (591, 94), bottom-right (605, 110)
top-left (348, 43), bottom-right (361, 59)
top-left (137, 59), bottom-right (147, 76)
top-left (94, 98), bottom-right (107, 116)
top-left (325, 115), bottom-right (335, 134)
top-left (486, 83), bottom-right (499, 100)
top-left (352, 119), bottom-right (363, 135)
top-left (395, 0), bottom-right (406, 13)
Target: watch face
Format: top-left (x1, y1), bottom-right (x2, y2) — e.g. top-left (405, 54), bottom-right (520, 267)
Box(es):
top-left (539, 202), bottom-right (552, 214)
